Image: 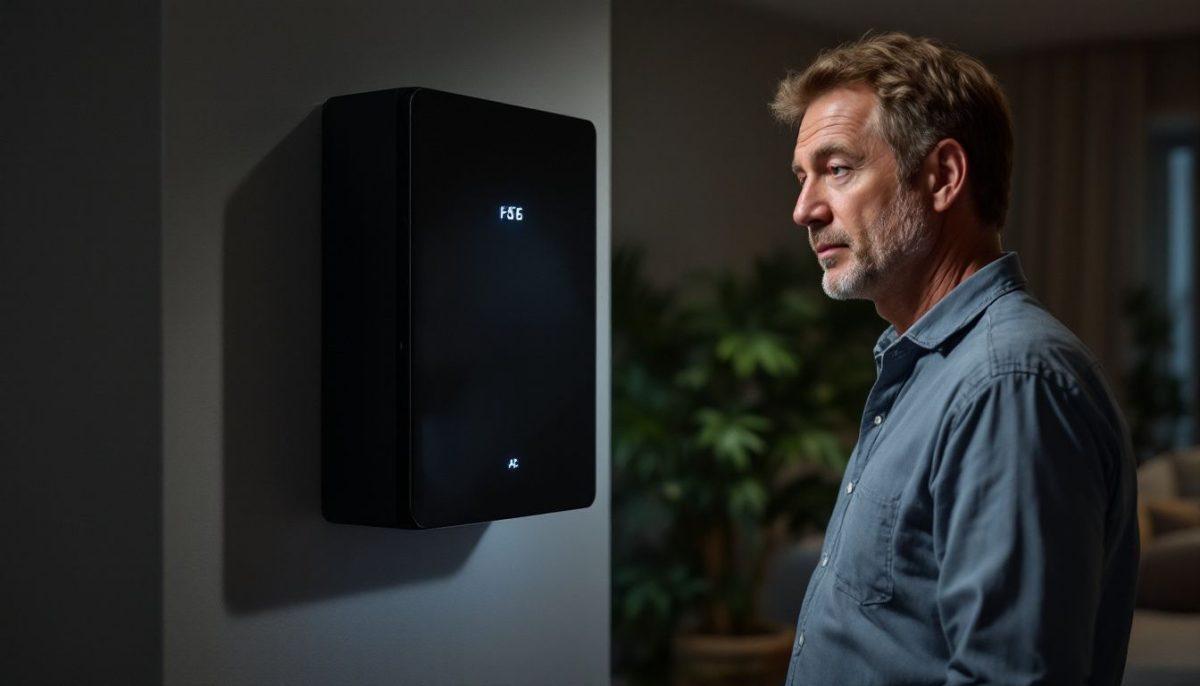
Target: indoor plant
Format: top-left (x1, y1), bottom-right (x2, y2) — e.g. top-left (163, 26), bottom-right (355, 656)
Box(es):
top-left (1121, 286), bottom-right (1189, 463)
top-left (611, 245), bottom-right (879, 684)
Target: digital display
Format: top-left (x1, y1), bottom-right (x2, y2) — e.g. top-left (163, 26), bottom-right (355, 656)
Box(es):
top-left (499, 205), bottom-right (525, 221)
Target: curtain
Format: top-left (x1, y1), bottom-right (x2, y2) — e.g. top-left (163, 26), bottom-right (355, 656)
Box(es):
top-left (988, 39), bottom-right (1200, 406)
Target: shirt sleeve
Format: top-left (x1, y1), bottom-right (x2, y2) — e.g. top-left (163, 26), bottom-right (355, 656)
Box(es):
top-left (930, 371), bottom-right (1116, 685)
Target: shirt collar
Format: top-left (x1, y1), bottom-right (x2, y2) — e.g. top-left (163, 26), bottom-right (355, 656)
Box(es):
top-left (873, 252), bottom-right (1028, 357)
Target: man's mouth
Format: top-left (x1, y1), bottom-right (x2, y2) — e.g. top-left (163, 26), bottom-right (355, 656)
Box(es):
top-left (815, 243), bottom-right (849, 260)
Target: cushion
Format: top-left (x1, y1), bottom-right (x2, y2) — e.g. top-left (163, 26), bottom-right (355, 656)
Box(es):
top-left (1138, 528), bottom-right (1200, 612)
top-left (1146, 498), bottom-right (1200, 538)
top-left (1174, 450), bottom-right (1200, 498)
top-left (1140, 458), bottom-right (1180, 501)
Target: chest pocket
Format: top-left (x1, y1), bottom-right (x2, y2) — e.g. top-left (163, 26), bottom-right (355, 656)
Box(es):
top-left (832, 482), bottom-right (899, 605)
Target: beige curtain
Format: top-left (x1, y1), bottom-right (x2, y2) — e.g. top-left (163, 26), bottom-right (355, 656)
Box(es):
top-left (988, 39), bottom-right (1200, 405)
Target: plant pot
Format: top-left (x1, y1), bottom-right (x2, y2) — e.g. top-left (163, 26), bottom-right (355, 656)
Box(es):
top-left (671, 622), bottom-right (795, 686)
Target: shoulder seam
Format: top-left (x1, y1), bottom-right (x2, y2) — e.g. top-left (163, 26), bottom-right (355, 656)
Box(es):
top-left (947, 367), bottom-right (1083, 432)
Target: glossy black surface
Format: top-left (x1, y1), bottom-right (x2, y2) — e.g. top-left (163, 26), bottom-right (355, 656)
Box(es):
top-left (322, 87), bottom-right (596, 528)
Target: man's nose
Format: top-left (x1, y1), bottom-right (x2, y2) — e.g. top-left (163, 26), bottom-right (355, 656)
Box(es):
top-left (793, 184), bottom-right (831, 230)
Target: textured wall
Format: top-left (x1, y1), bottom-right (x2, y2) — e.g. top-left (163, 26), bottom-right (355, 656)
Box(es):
top-left (162, 1), bottom-right (611, 683)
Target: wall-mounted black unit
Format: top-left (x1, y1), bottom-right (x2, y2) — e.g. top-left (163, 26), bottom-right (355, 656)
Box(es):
top-left (322, 87), bottom-right (596, 529)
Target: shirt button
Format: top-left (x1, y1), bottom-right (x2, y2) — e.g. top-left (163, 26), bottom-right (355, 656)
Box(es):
top-left (798, 632), bottom-right (805, 647)
top-left (846, 481), bottom-right (855, 495)
top-left (820, 553), bottom-right (829, 567)
top-left (872, 414), bottom-right (883, 426)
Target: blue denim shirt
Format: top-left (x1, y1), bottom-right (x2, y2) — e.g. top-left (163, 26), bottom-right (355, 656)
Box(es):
top-left (786, 253), bottom-right (1139, 686)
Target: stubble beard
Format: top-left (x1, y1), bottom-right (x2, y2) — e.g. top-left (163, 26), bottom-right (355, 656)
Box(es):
top-left (817, 187), bottom-right (934, 301)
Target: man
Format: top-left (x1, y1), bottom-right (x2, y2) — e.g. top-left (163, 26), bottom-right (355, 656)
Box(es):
top-left (772, 33), bottom-right (1138, 685)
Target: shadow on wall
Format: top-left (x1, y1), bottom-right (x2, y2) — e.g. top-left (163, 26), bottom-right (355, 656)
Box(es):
top-left (221, 108), bottom-right (486, 614)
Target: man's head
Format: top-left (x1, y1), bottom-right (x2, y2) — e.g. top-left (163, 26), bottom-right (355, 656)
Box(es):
top-left (773, 33), bottom-right (1013, 301)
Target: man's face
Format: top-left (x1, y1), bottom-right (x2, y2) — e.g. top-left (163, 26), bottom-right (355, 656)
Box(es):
top-left (790, 86), bottom-right (932, 300)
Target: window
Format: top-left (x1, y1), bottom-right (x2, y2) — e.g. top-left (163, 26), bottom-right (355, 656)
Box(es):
top-left (1148, 123), bottom-right (1200, 448)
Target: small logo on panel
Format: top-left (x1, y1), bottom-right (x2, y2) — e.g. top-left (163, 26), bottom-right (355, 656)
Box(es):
top-left (506, 457), bottom-right (521, 470)
top-left (499, 205), bottom-right (525, 221)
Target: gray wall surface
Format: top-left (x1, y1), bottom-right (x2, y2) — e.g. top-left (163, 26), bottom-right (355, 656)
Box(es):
top-left (613, 0), bottom-right (843, 284)
top-left (162, 1), bottom-right (611, 684)
top-left (0, 2), bottom-right (163, 684)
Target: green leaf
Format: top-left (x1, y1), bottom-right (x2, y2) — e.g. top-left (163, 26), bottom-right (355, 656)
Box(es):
top-left (773, 427), bottom-right (850, 471)
top-left (695, 409), bottom-right (770, 470)
top-left (661, 480), bottom-right (684, 501)
top-left (779, 288), bottom-right (823, 321)
top-left (728, 479), bottom-right (768, 520)
top-left (716, 331), bottom-right (799, 378)
top-left (674, 364), bottom-right (710, 390)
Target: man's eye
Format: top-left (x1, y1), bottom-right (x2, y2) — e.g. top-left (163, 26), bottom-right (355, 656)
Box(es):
top-left (830, 165), bottom-right (850, 176)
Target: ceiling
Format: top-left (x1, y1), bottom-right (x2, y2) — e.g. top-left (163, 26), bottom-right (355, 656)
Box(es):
top-left (735, 0), bottom-right (1200, 54)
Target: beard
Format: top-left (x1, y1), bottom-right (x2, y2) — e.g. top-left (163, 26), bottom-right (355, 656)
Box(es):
top-left (814, 186), bottom-right (934, 301)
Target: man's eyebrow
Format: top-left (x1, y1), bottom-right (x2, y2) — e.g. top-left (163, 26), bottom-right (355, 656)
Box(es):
top-left (791, 143), bottom-right (864, 174)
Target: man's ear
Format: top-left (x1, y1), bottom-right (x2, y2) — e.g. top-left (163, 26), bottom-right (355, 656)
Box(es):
top-left (923, 138), bottom-right (968, 214)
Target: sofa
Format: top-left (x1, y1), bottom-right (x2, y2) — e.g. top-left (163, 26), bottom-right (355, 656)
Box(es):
top-left (1135, 448), bottom-right (1200, 612)
top-left (1121, 449), bottom-right (1200, 686)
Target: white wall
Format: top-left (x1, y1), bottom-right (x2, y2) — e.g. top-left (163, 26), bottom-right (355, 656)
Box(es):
top-left (162, 1), bottom-right (611, 684)
top-left (613, 0), bottom-right (844, 284)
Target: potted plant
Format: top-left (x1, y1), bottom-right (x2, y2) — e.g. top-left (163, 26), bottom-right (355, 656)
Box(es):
top-left (612, 245), bottom-right (879, 685)
top-left (1121, 286), bottom-right (1188, 463)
